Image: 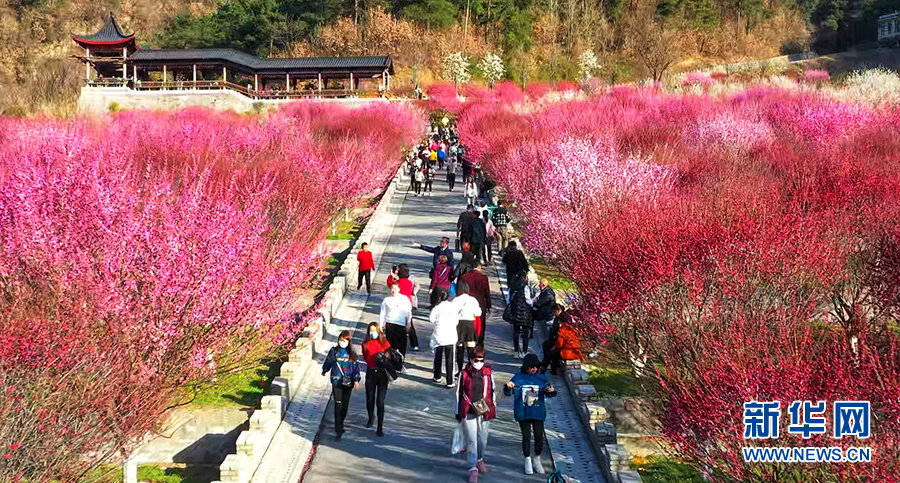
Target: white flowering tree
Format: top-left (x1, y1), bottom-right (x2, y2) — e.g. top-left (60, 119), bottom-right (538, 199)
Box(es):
top-left (442, 52), bottom-right (471, 92)
top-left (479, 52), bottom-right (505, 90)
top-left (578, 50), bottom-right (601, 83)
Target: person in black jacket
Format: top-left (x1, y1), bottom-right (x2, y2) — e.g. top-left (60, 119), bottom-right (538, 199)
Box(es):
top-left (452, 251), bottom-right (477, 281)
top-left (531, 279), bottom-right (556, 327)
top-left (502, 241), bottom-right (529, 288)
top-left (457, 205), bottom-right (475, 246)
top-left (504, 270), bottom-right (534, 358)
top-left (541, 304), bottom-right (569, 375)
top-left (466, 212), bottom-right (487, 265)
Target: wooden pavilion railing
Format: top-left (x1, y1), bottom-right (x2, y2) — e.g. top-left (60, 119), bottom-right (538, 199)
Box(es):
top-left (88, 78), bottom-right (382, 99)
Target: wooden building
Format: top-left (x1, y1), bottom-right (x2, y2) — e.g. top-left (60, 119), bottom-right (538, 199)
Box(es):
top-left (72, 13), bottom-right (395, 97)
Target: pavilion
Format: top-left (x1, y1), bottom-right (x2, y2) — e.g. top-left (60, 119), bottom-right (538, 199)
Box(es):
top-left (72, 13), bottom-right (395, 98)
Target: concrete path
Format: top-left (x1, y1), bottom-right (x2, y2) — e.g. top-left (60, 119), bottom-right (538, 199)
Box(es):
top-left (300, 170), bottom-right (603, 483)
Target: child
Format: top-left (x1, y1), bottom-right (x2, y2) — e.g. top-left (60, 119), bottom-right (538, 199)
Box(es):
top-left (386, 265), bottom-right (399, 289)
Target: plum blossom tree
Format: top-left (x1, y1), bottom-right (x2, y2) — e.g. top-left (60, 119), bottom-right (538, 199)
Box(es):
top-left (441, 51), bottom-right (471, 93)
top-left (0, 102), bottom-right (423, 481)
top-left (577, 49), bottom-right (600, 83)
top-left (457, 87), bottom-right (900, 482)
top-left (479, 52), bottom-right (505, 90)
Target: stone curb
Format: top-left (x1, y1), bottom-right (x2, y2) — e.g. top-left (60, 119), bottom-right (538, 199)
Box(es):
top-left (210, 167), bottom-right (406, 483)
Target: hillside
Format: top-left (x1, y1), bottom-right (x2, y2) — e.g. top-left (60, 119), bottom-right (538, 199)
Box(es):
top-left (0, 0), bottom-right (895, 113)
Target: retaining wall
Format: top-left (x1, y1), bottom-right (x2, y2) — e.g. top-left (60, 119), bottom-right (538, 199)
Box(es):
top-left (79, 86), bottom-right (390, 114)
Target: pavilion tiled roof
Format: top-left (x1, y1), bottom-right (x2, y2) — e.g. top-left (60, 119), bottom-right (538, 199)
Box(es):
top-left (129, 49), bottom-right (394, 74)
top-left (72, 13), bottom-right (135, 45)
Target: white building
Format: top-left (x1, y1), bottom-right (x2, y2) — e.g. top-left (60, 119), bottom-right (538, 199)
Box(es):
top-left (878, 12), bottom-right (900, 45)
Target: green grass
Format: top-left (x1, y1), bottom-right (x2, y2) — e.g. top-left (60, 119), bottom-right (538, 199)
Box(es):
top-left (75, 465), bottom-right (123, 483)
top-left (325, 219), bottom-right (363, 240)
top-left (136, 466), bottom-right (191, 483)
top-left (632, 456), bottom-right (706, 483)
top-left (588, 366), bottom-right (643, 398)
top-left (529, 256), bottom-right (579, 293)
top-left (186, 362), bottom-right (276, 408)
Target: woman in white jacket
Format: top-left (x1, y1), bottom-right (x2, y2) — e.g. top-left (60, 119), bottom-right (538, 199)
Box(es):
top-left (430, 291), bottom-right (461, 387)
top-left (453, 281), bottom-right (483, 373)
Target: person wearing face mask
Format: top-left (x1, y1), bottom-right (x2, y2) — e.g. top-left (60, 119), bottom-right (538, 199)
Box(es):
top-left (503, 353), bottom-right (557, 475)
top-left (362, 322), bottom-right (391, 437)
top-left (454, 347), bottom-right (496, 483)
top-left (321, 330), bottom-right (361, 440)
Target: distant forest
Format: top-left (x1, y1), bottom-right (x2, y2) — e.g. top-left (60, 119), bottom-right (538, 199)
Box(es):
top-left (2, 0), bottom-right (900, 112)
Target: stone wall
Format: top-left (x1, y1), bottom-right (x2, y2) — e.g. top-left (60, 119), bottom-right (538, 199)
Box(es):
top-left (78, 86), bottom-right (390, 114)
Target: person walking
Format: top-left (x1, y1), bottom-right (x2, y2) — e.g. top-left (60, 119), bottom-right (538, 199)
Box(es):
top-left (464, 178), bottom-right (478, 207)
top-left (414, 166), bottom-right (425, 196)
top-left (532, 279), bottom-right (556, 329)
top-left (466, 210), bottom-right (487, 266)
top-left (503, 354), bottom-right (557, 475)
top-left (430, 291), bottom-right (460, 387)
top-left (379, 284), bottom-right (412, 357)
top-left (321, 330), bottom-right (361, 440)
top-left (447, 155), bottom-right (458, 191)
top-left (356, 242), bottom-right (375, 294)
top-left (412, 237), bottom-right (455, 273)
top-left (504, 270), bottom-right (534, 358)
top-left (437, 144), bottom-right (447, 170)
top-left (430, 255), bottom-right (453, 307)
top-left (502, 241), bottom-right (529, 288)
top-left (452, 250), bottom-right (477, 282)
top-left (424, 165), bottom-right (435, 196)
top-left (490, 200), bottom-right (512, 255)
top-left (457, 205), bottom-right (475, 248)
top-left (396, 264), bottom-right (420, 351)
top-left (453, 282), bottom-right (482, 373)
top-left (362, 322), bottom-right (390, 437)
top-left (542, 306), bottom-right (581, 375)
top-left (454, 347), bottom-right (497, 483)
top-left (458, 263), bottom-right (492, 348)
top-left (482, 211), bottom-right (496, 265)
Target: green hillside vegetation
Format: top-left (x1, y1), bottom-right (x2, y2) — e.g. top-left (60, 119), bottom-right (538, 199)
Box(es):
top-left (2, 0), bottom-right (900, 113)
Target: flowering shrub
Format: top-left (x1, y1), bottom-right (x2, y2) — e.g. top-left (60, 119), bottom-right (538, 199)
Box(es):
top-left (460, 87), bottom-right (900, 482)
top-left (838, 68), bottom-right (900, 106)
top-left (801, 69), bottom-right (831, 84)
top-left (0, 103), bottom-right (422, 480)
top-left (682, 71), bottom-right (715, 87)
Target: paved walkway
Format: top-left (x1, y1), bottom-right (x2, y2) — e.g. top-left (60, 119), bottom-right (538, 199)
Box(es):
top-left (299, 170), bottom-right (603, 483)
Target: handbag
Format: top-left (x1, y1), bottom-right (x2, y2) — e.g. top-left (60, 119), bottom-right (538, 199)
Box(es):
top-left (465, 393), bottom-right (491, 416)
top-left (463, 373), bottom-right (492, 417)
top-left (336, 361), bottom-right (353, 387)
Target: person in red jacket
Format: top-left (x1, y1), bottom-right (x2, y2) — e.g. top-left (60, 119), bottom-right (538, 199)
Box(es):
top-left (362, 322), bottom-right (391, 436)
top-left (356, 242), bottom-right (375, 294)
top-left (396, 263), bottom-right (420, 351)
top-left (459, 263), bottom-right (492, 347)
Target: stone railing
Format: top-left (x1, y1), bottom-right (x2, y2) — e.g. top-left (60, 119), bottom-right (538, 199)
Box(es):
top-left (210, 167), bottom-right (405, 483)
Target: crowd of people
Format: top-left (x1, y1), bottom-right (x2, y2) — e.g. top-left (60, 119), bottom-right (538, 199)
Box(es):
top-left (322, 119), bottom-right (582, 482)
